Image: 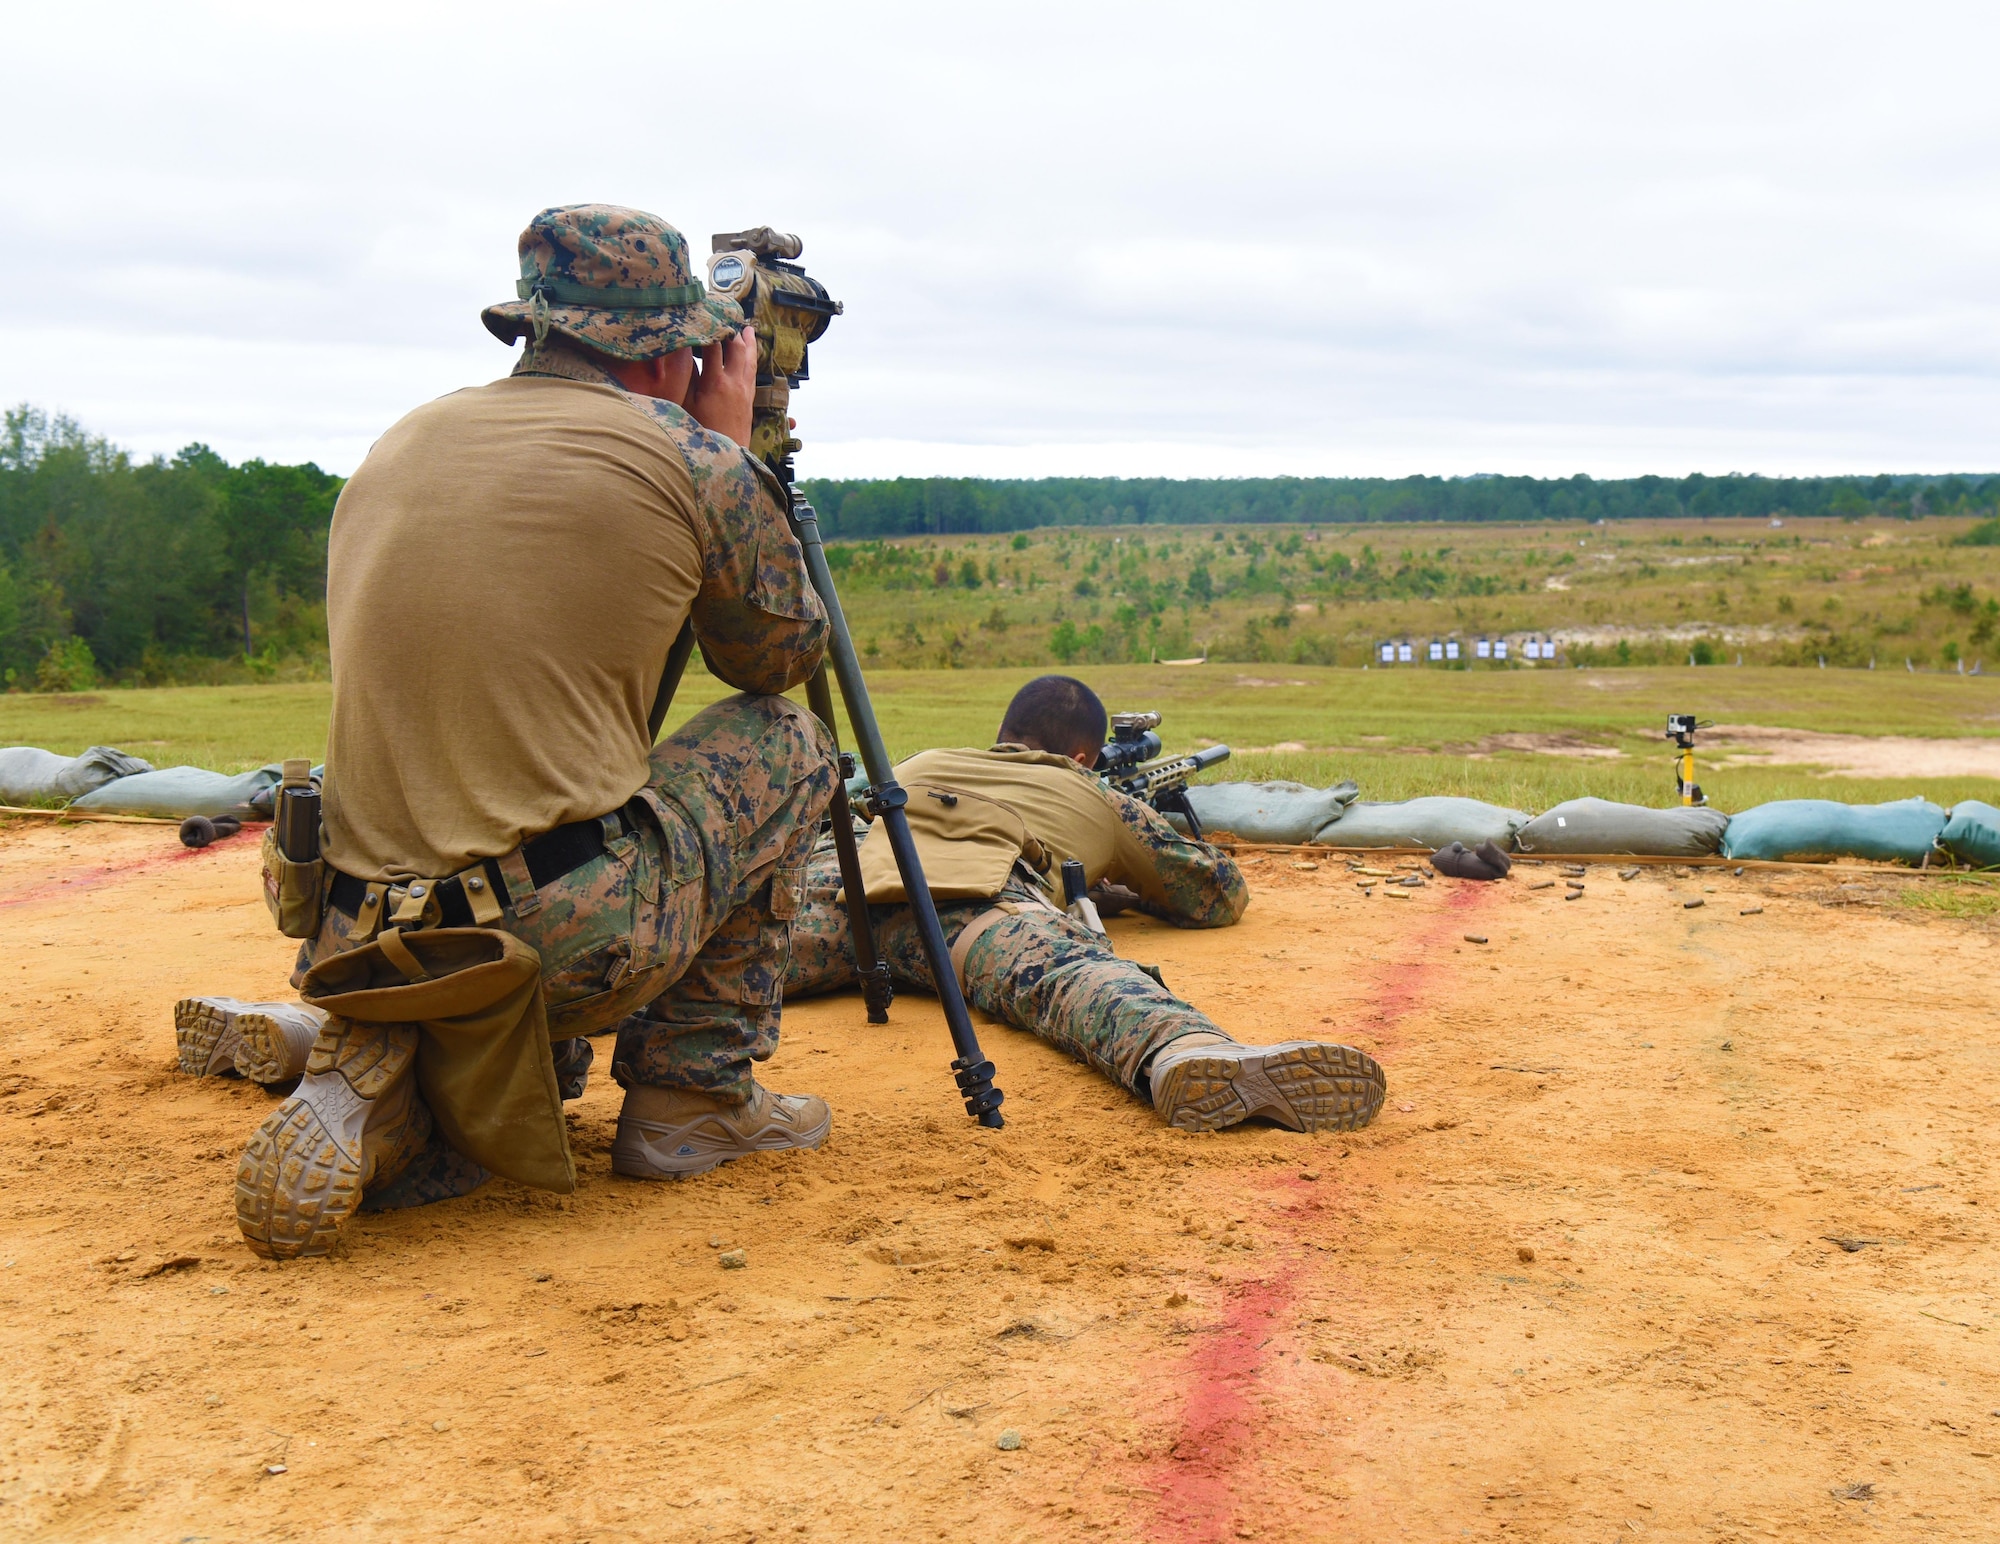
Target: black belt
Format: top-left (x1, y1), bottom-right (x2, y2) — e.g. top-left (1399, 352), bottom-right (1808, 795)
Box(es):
top-left (329, 803), bottom-right (642, 928)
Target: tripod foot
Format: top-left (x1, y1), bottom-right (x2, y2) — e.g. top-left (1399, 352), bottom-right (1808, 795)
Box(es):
top-left (952, 1055), bottom-right (1004, 1127)
top-left (859, 963), bottom-right (894, 1025)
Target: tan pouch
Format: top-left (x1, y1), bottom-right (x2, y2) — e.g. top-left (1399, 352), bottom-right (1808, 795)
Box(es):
top-left (300, 926), bottom-right (572, 1194)
top-left (846, 782), bottom-right (1051, 904)
top-left (260, 826), bottom-right (325, 939)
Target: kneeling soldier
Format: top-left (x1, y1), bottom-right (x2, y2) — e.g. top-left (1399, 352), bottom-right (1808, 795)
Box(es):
top-left (785, 676), bottom-right (1387, 1132)
top-left (236, 205), bottom-right (838, 1259)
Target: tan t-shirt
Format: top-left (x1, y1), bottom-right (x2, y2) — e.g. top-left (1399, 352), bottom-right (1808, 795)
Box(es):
top-left (323, 360), bottom-right (823, 881)
top-left (854, 745), bottom-right (1160, 903)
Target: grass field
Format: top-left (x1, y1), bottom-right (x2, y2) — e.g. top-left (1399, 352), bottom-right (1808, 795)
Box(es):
top-left (28, 511), bottom-right (2000, 693)
top-left (807, 512), bottom-right (2000, 675)
top-left (6, 663), bottom-right (2000, 815)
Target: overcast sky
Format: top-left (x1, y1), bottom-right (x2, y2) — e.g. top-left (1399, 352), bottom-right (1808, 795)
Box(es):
top-left (3, 1), bottom-right (1997, 480)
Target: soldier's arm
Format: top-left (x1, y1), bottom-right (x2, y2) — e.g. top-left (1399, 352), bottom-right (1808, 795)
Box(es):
top-left (658, 407), bottom-right (827, 694)
top-left (1103, 787), bottom-right (1249, 929)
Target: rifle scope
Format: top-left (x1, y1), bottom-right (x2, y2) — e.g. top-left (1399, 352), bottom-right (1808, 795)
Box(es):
top-left (1097, 711), bottom-right (1164, 773)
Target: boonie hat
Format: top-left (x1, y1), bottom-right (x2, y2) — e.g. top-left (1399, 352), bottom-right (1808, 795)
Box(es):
top-left (481, 204), bottom-right (743, 360)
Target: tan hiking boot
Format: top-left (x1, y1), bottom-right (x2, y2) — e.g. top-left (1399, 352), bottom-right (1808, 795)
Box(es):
top-left (1148, 1039), bottom-right (1386, 1134)
top-left (611, 1082), bottom-right (831, 1179)
top-left (234, 1017), bottom-right (430, 1259)
top-left (174, 997), bottom-right (326, 1083)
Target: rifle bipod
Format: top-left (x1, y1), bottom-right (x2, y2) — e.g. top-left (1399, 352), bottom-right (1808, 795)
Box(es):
top-left (788, 491), bottom-right (1003, 1127)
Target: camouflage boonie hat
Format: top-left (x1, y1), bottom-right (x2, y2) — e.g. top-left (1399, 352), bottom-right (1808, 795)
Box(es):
top-left (481, 204), bottom-right (744, 361)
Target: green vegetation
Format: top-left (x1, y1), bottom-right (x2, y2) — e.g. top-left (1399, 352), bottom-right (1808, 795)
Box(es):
top-left (0, 407), bottom-right (339, 690)
top-left (0, 682), bottom-right (338, 776)
top-left (7, 666), bottom-right (1999, 818)
top-left (803, 471), bottom-right (2000, 537)
top-left (1899, 875), bottom-right (2000, 916)
top-left (817, 516), bottom-right (2000, 673)
top-left (8, 403), bottom-right (2000, 690)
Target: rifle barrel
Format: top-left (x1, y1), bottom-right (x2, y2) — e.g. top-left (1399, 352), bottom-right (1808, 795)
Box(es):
top-left (1108, 743), bottom-right (1230, 798)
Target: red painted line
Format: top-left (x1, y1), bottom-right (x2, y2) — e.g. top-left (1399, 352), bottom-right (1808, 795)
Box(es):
top-left (1141, 880), bottom-right (1501, 1541)
top-left (0, 825), bottom-right (262, 912)
top-left (1361, 884), bottom-right (1489, 1058)
top-left (1145, 1267), bottom-right (1302, 1540)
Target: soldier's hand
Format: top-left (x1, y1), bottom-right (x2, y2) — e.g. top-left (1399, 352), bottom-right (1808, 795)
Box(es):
top-left (1090, 882), bottom-right (1141, 916)
top-left (686, 325), bottom-right (759, 448)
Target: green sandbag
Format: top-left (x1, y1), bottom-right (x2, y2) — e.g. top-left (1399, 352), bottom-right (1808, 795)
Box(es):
top-left (71, 763), bottom-right (282, 821)
top-left (1515, 797), bottom-right (1729, 856)
top-left (1176, 780), bottom-right (1360, 843)
top-left (1312, 796), bottom-right (1529, 850)
top-left (1939, 800), bottom-right (2000, 868)
top-left (0, 744), bottom-right (153, 804)
top-left (1720, 798), bottom-right (1945, 864)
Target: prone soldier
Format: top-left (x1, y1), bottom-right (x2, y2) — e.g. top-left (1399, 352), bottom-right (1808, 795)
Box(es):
top-left (786, 675), bottom-right (1387, 1132)
top-left (233, 204), bottom-right (841, 1259)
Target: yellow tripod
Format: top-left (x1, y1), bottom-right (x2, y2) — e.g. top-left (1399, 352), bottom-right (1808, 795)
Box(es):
top-left (1666, 715), bottom-right (1707, 806)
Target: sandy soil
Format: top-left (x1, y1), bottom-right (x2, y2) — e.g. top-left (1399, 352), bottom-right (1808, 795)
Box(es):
top-left (2, 823), bottom-right (1998, 1542)
top-left (1705, 726), bottom-right (2000, 781)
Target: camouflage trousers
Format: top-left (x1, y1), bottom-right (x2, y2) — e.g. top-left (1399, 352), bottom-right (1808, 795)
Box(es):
top-left (295, 693), bottom-right (837, 1102)
top-left (785, 843), bottom-right (1227, 1098)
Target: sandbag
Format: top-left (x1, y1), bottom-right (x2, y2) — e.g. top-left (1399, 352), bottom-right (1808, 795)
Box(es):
top-left (71, 763), bottom-right (282, 821)
top-left (1170, 779), bottom-right (1360, 844)
top-left (1515, 797), bottom-right (1729, 857)
top-left (1720, 798), bottom-right (1946, 864)
top-left (1311, 796), bottom-right (1529, 850)
top-left (0, 744), bottom-right (153, 805)
top-left (1941, 800), bottom-right (2000, 868)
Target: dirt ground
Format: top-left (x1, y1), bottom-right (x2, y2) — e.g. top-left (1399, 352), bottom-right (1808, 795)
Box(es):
top-left (2, 822), bottom-right (1997, 1543)
top-left (1704, 726), bottom-right (2000, 781)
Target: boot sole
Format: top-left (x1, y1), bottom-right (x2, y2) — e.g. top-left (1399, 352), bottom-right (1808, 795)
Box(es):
top-left (234, 1020), bottom-right (417, 1260)
top-left (232, 1010), bottom-right (321, 1085)
top-left (1153, 1042), bottom-right (1386, 1134)
top-left (174, 997), bottom-right (245, 1077)
top-left (610, 1105), bottom-right (832, 1180)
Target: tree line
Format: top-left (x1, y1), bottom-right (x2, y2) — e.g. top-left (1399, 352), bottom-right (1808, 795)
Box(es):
top-left (803, 470), bottom-right (2000, 539)
top-left (6, 400), bottom-right (1999, 687)
top-left (0, 407), bottom-right (341, 689)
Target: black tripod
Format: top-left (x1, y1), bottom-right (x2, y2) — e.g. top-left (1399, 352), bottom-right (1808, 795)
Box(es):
top-left (645, 491), bottom-right (1005, 1131)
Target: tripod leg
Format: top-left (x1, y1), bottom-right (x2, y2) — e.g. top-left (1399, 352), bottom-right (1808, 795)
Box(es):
top-left (786, 490), bottom-right (1003, 1128)
top-left (804, 666), bottom-right (893, 1023)
top-left (646, 620), bottom-right (699, 743)
top-left (873, 801), bottom-right (1003, 1123)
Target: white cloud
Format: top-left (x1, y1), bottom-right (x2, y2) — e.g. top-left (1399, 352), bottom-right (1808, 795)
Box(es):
top-left (2, 0), bottom-right (1996, 477)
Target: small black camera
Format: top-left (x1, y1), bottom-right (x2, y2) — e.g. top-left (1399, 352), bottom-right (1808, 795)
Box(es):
top-left (1665, 714), bottom-right (1698, 747)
